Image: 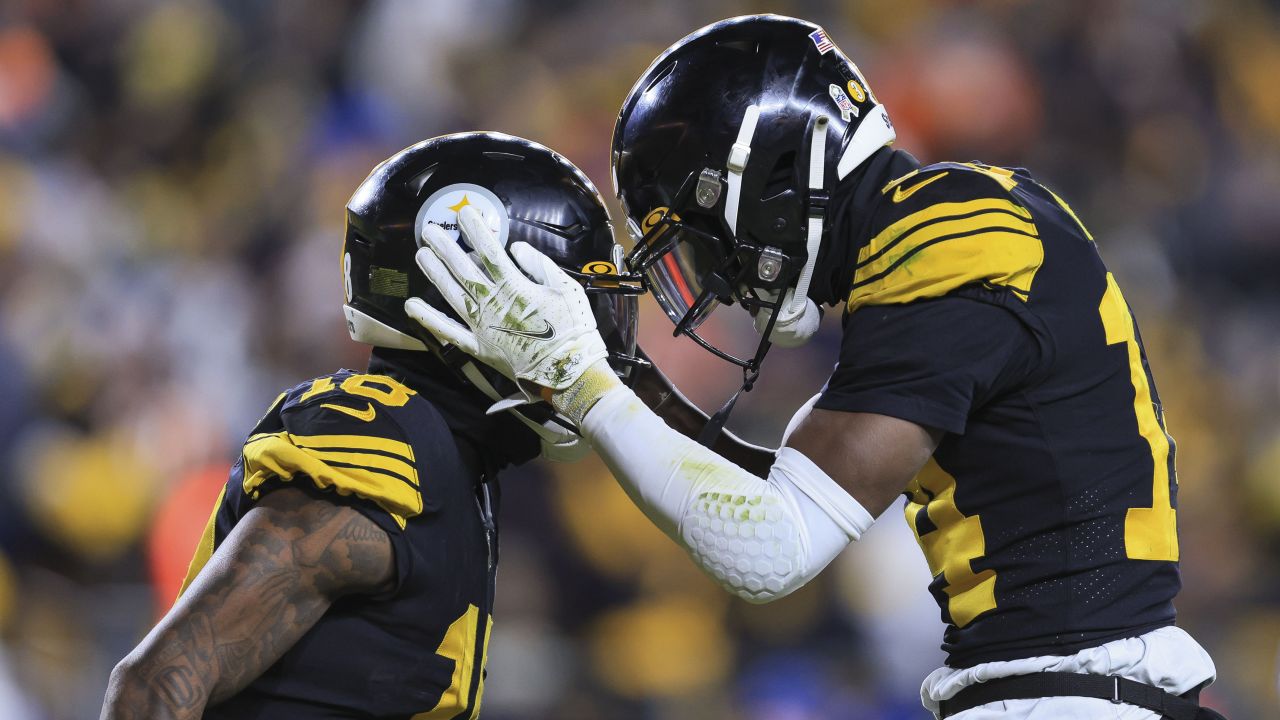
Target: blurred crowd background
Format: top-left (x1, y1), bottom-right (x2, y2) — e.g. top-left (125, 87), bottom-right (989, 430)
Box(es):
top-left (0, 0), bottom-right (1277, 717)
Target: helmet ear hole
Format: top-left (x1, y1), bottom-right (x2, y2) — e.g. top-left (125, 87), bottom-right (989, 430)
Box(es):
top-left (759, 150), bottom-right (797, 201)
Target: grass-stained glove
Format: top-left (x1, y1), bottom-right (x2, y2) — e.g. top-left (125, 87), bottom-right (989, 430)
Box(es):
top-left (405, 205), bottom-right (608, 396)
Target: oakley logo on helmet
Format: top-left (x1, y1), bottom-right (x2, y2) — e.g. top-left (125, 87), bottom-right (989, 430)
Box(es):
top-left (639, 206), bottom-right (683, 246)
top-left (415, 183), bottom-right (511, 252)
top-left (582, 261), bottom-right (618, 275)
top-left (582, 260), bottom-right (626, 289)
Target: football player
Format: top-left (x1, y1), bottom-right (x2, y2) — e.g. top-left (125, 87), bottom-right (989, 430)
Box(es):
top-left (406, 16), bottom-right (1226, 720)
top-left (100, 133), bottom-right (643, 719)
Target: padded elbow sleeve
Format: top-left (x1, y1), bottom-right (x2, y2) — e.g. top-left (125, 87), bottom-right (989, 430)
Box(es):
top-left (582, 388), bottom-right (875, 603)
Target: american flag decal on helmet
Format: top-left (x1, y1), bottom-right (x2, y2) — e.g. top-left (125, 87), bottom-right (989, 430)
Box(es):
top-left (809, 28), bottom-right (835, 54)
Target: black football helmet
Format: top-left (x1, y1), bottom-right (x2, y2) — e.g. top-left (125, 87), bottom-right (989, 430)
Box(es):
top-left (612, 14), bottom-right (895, 378)
top-left (344, 132), bottom-right (645, 444)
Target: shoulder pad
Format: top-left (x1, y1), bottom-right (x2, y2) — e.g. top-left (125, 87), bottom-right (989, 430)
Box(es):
top-left (240, 371), bottom-right (425, 529)
top-left (850, 163), bottom-right (1042, 312)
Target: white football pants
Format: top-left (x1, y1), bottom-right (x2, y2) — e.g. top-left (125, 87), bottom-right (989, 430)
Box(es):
top-left (921, 626), bottom-right (1216, 719)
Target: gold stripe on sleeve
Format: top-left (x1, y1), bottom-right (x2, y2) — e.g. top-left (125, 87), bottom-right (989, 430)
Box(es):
top-left (290, 433), bottom-right (416, 463)
top-left (241, 432), bottom-right (422, 529)
top-left (304, 448), bottom-right (419, 487)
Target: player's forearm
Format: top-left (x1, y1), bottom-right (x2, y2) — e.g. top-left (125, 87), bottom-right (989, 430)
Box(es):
top-left (101, 587), bottom-right (288, 718)
top-left (101, 650), bottom-right (210, 720)
top-left (557, 362), bottom-right (873, 602)
top-left (99, 551), bottom-right (305, 719)
top-left (631, 349), bottom-right (775, 476)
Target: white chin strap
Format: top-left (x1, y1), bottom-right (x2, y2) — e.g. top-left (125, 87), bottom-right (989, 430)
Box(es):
top-left (721, 105), bottom-right (823, 348)
top-left (768, 115), bottom-right (829, 347)
top-left (723, 104), bottom-right (761, 236)
top-left (460, 360), bottom-right (591, 463)
top-left (746, 103), bottom-right (898, 348)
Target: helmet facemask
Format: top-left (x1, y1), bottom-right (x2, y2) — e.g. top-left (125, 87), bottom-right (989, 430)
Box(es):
top-left (624, 168), bottom-right (802, 374)
top-left (623, 111), bottom-right (836, 375)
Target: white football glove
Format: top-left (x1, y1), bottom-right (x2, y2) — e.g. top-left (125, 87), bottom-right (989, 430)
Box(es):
top-left (405, 205), bottom-right (608, 397)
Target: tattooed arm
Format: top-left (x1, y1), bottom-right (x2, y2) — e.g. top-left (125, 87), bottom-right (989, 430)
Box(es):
top-left (100, 487), bottom-right (394, 720)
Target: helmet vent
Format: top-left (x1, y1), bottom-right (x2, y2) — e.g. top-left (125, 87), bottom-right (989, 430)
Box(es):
top-left (407, 164), bottom-right (439, 195)
top-left (519, 217), bottom-right (584, 239)
top-left (759, 151), bottom-right (796, 201)
top-left (644, 61), bottom-right (677, 94)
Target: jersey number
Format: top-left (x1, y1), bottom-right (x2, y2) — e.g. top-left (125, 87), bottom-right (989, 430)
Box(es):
top-left (414, 604), bottom-right (492, 720)
top-left (300, 373), bottom-right (417, 406)
top-left (904, 459), bottom-right (997, 628)
top-left (1098, 273), bottom-right (1179, 561)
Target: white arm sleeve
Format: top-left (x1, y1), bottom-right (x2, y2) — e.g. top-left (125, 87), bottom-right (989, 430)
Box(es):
top-left (580, 385), bottom-right (875, 603)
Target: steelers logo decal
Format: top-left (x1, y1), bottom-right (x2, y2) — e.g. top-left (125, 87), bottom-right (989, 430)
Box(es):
top-left (582, 260), bottom-right (618, 275)
top-left (415, 183), bottom-right (511, 252)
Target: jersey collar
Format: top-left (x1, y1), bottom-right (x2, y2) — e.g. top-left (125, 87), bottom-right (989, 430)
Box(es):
top-left (367, 348), bottom-right (541, 472)
top-left (813, 147), bottom-right (922, 307)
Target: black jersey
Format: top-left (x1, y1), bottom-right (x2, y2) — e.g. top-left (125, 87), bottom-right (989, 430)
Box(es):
top-left (181, 369), bottom-right (497, 719)
top-left (817, 162), bottom-right (1180, 667)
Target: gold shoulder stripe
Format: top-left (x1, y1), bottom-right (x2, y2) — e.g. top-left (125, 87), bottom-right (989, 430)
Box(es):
top-left (240, 431), bottom-right (422, 529)
top-left (289, 433), bottom-right (416, 463)
top-left (849, 197), bottom-right (1042, 312)
top-left (849, 229), bottom-right (1043, 311)
top-left (856, 210), bottom-right (1038, 281)
top-left (859, 198), bottom-right (1032, 267)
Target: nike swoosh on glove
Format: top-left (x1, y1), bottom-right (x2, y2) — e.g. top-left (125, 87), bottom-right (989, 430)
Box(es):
top-left (405, 205), bottom-right (608, 396)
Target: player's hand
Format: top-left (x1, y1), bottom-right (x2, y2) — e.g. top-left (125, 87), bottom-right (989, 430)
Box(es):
top-left (405, 205), bottom-right (607, 396)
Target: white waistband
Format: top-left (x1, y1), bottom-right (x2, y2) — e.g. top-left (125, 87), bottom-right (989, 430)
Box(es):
top-left (920, 626), bottom-right (1217, 716)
